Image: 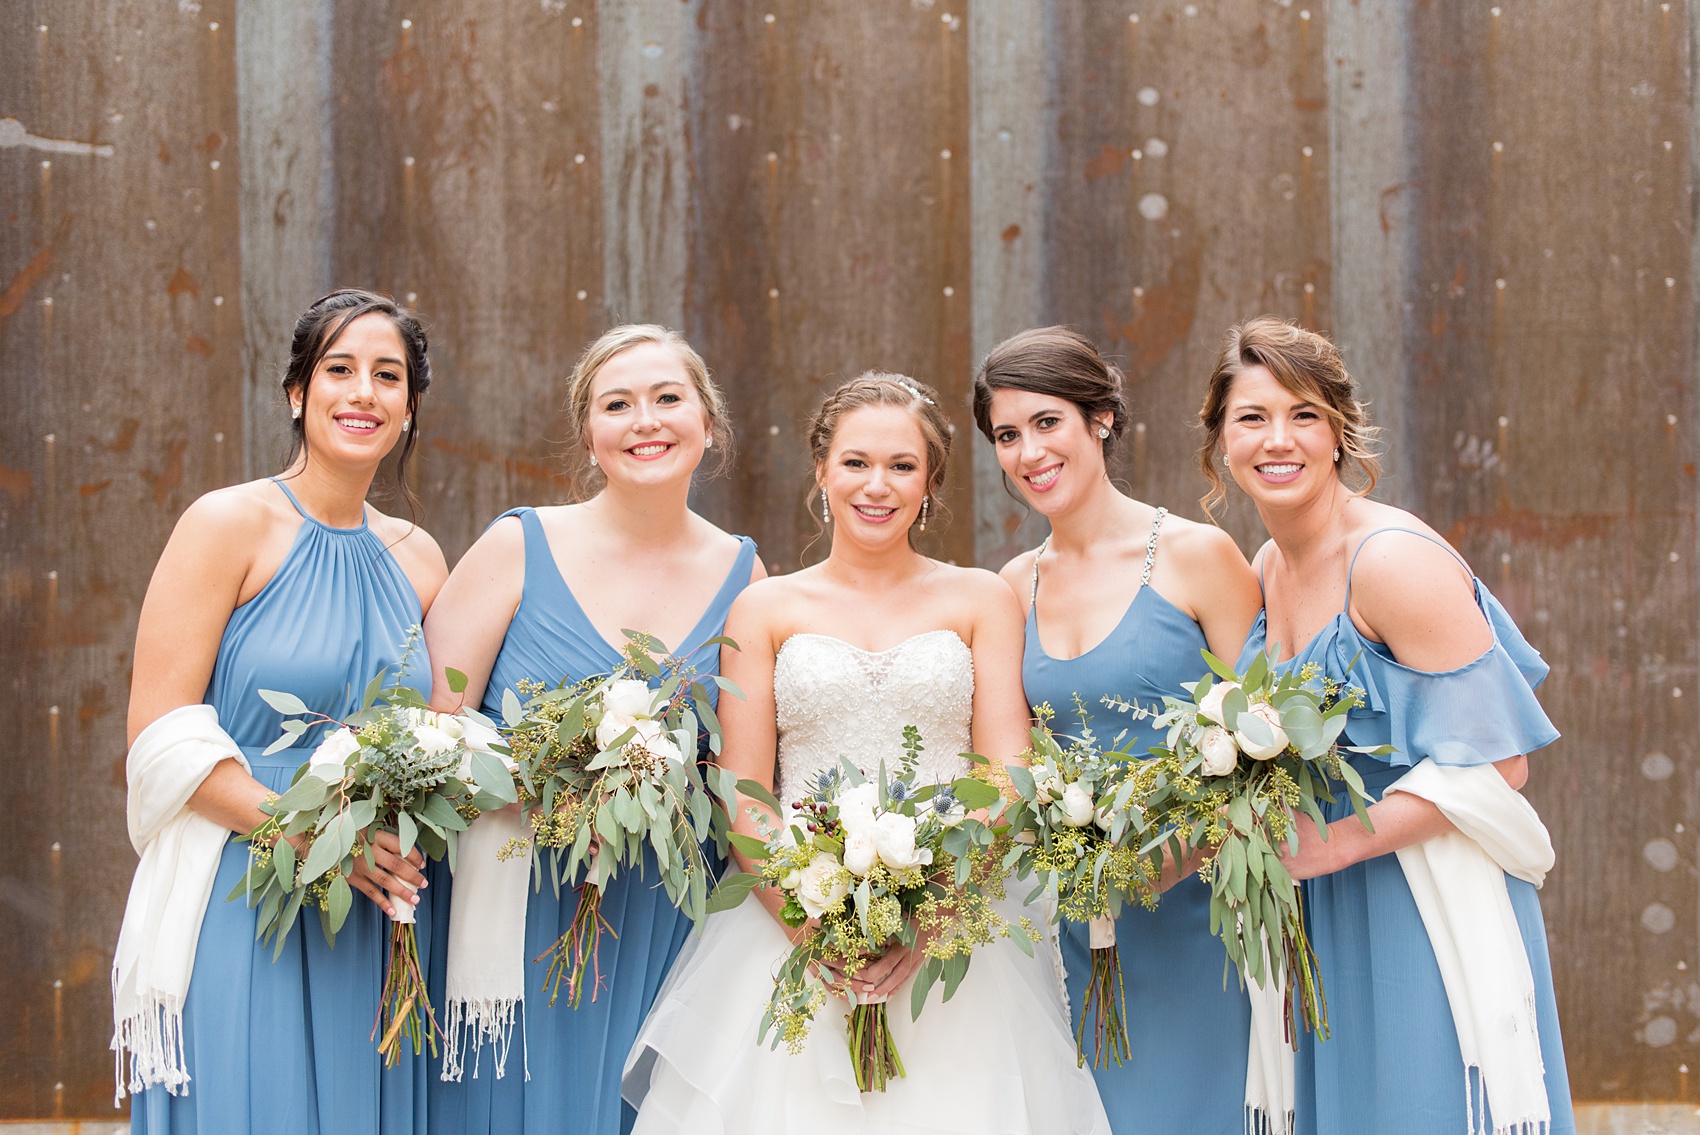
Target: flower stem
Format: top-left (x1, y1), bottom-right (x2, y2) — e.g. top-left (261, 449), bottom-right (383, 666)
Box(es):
top-left (1285, 886), bottom-right (1329, 1044)
top-left (1076, 943), bottom-right (1131, 1068)
top-left (373, 922), bottom-right (439, 1066)
top-left (535, 882), bottom-right (617, 1008)
top-left (847, 1002), bottom-right (905, 1093)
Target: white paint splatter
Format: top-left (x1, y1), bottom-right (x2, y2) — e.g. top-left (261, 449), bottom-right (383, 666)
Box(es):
top-left (1644, 838), bottom-right (1679, 872)
top-left (1643, 902), bottom-right (1677, 934)
top-left (1144, 137), bottom-right (1168, 157)
top-left (1137, 193), bottom-right (1168, 220)
top-left (1644, 1017), bottom-right (1678, 1047)
top-left (0, 118), bottom-right (115, 158)
top-left (1136, 87), bottom-right (1160, 107)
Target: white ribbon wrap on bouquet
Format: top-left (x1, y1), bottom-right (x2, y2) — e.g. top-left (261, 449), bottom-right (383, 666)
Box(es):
top-left (1384, 758), bottom-right (1554, 1135)
top-left (110, 704), bottom-right (250, 1103)
top-left (441, 804), bottom-right (533, 1082)
top-left (1244, 951), bottom-right (1294, 1135)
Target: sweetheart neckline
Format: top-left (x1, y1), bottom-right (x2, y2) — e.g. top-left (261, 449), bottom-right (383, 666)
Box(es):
top-left (777, 627), bottom-right (967, 659)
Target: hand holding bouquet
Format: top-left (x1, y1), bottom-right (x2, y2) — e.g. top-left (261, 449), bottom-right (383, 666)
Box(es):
top-left (232, 632), bottom-right (518, 1065)
top-left (1113, 648), bottom-right (1386, 1043)
top-left (1002, 701), bottom-right (1159, 1067)
top-left (503, 630), bottom-right (743, 1008)
top-left (708, 727), bottom-right (1021, 1093)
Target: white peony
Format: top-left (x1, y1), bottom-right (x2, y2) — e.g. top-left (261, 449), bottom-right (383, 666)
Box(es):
top-left (1094, 803), bottom-right (1116, 831)
top-left (1197, 681), bottom-right (1240, 726)
top-left (413, 722), bottom-right (461, 757)
top-left (308, 727), bottom-right (362, 779)
top-left (629, 719), bottom-right (683, 763)
top-left (836, 783), bottom-right (880, 837)
top-left (1033, 767), bottom-right (1064, 805)
top-left (1198, 725), bottom-right (1240, 777)
top-left (780, 868), bottom-right (802, 890)
top-left (873, 811), bottom-right (932, 871)
top-left (796, 853), bottom-right (851, 918)
top-left (1234, 702), bottom-right (1289, 761)
top-left (603, 678), bottom-right (657, 721)
top-left (1059, 782), bottom-right (1096, 827)
top-left (595, 713), bottom-right (638, 752)
top-left (843, 830), bottom-right (879, 876)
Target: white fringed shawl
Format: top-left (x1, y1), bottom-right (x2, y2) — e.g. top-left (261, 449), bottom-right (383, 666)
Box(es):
top-left (110, 704), bottom-right (249, 1102)
top-left (440, 805), bottom-right (534, 1082)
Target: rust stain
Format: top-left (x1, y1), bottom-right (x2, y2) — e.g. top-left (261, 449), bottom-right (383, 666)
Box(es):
top-left (0, 461), bottom-right (32, 502)
top-left (0, 243), bottom-right (54, 319)
top-left (140, 438), bottom-right (187, 506)
top-left (1084, 144), bottom-right (1128, 180)
top-left (1378, 181), bottom-right (1411, 236)
top-left (77, 480), bottom-right (111, 496)
top-left (193, 132), bottom-right (225, 154)
top-left (428, 436), bottom-right (569, 486)
top-left (111, 417), bottom-right (141, 453)
top-left (1112, 212), bottom-right (1205, 381)
top-left (1443, 508), bottom-right (1660, 547)
top-left (1293, 96), bottom-right (1325, 111)
top-left (1001, 224), bottom-right (1022, 242)
top-left (36, 578), bottom-right (127, 649)
top-left (166, 267), bottom-right (201, 299)
top-left (185, 335), bottom-right (214, 357)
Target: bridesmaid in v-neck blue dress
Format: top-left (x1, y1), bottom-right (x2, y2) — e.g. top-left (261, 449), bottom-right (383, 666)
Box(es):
top-left (423, 325), bottom-right (762, 1135)
top-left (125, 291), bottom-right (449, 1135)
top-left (975, 327), bottom-right (1264, 1135)
top-left (1201, 315), bottom-right (1572, 1135)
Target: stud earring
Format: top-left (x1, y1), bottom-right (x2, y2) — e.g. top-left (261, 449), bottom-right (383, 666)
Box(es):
top-left (1097, 426), bottom-right (1110, 439)
top-left (401, 418), bottom-right (411, 433)
top-left (820, 489), bottom-right (831, 526)
top-left (704, 435), bottom-right (713, 450)
top-left (589, 451), bottom-right (598, 467)
top-left (919, 495), bottom-right (929, 532)
top-left (291, 404), bottom-right (302, 420)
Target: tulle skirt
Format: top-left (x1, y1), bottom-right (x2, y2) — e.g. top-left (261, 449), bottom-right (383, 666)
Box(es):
top-left (623, 897), bottom-right (1110, 1135)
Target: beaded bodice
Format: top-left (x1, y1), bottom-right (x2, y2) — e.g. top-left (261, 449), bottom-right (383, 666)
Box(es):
top-left (772, 630), bottom-right (975, 808)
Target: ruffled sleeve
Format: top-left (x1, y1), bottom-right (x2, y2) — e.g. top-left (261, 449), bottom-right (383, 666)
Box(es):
top-left (1324, 582), bottom-right (1560, 769)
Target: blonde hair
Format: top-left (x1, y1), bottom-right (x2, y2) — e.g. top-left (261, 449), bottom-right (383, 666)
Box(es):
top-left (807, 371), bottom-right (953, 541)
top-left (563, 324), bottom-right (732, 499)
top-left (1198, 316), bottom-right (1381, 518)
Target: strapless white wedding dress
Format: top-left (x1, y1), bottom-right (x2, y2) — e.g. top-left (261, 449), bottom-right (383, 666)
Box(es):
top-left (623, 630), bottom-right (1110, 1135)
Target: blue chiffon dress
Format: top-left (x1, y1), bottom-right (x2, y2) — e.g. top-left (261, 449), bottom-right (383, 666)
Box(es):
top-left (427, 507), bottom-right (756, 1135)
top-left (132, 478), bottom-right (433, 1135)
top-left (1238, 528), bottom-right (1574, 1135)
top-left (1020, 509), bottom-right (1251, 1135)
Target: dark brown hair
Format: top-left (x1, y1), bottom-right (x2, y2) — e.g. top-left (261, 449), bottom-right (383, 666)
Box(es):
top-left (972, 326), bottom-right (1128, 461)
top-left (281, 289), bottom-right (431, 514)
top-left (1198, 315), bottom-right (1381, 517)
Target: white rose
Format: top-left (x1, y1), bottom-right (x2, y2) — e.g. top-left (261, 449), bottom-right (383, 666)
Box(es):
top-left (796, 853), bottom-right (851, 918)
top-left (1234, 702), bottom-right (1290, 761)
top-left (595, 712), bottom-right (639, 753)
top-left (873, 811), bottom-right (932, 871)
top-left (1032, 768), bottom-right (1064, 805)
top-left (843, 831), bottom-right (878, 876)
top-left (780, 868), bottom-right (802, 890)
top-left (1198, 681), bottom-right (1240, 726)
top-left (1198, 725), bottom-right (1240, 777)
top-left (413, 722), bottom-right (461, 757)
top-left (836, 783), bottom-right (880, 837)
top-left (1059, 782), bottom-right (1096, 827)
top-left (308, 727), bottom-right (362, 779)
top-left (603, 678), bottom-right (658, 721)
top-left (627, 718), bottom-right (683, 764)
top-left (1094, 803), bottom-right (1116, 831)
top-left (454, 715), bottom-right (508, 779)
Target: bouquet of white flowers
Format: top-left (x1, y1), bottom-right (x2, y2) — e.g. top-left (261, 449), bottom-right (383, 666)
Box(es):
top-left (708, 727), bottom-right (1021, 1093)
top-left (1002, 700), bottom-right (1159, 1067)
top-left (233, 632), bottom-right (516, 1064)
top-left (502, 630), bottom-right (743, 1008)
top-left (1113, 648), bottom-right (1385, 1042)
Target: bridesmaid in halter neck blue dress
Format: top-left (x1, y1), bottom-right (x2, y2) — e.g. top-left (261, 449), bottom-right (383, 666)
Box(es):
top-left (126, 291), bottom-right (446, 1135)
top-left (974, 325), bottom-right (1263, 1135)
top-left (1239, 530), bottom-right (1574, 1135)
top-left (1020, 511), bottom-right (1258, 1135)
top-left (426, 510), bottom-right (756, 1135)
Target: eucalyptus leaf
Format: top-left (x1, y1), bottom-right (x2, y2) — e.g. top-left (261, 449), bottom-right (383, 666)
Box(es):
top-left (258, 689), bottom-right (310, 717)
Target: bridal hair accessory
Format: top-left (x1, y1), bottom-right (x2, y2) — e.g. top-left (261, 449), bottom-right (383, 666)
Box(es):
top-left (1097, 426), bottom-right (1110, 439)
top-left (291, 404), bottom-right (302, 420)
top-left (895, 378), bottom-right (935, 406)
top-left (821, 488), bottom-right (831, 525)
top-left (919, 496), bottom-right (929, 532)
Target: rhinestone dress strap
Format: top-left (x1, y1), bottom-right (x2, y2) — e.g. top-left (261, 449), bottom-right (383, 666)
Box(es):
top-left (1140, 506), bottom-right (1168, 585)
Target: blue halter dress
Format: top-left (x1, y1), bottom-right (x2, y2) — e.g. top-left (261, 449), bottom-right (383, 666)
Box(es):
top-left (427, 507), bottom-right (756, 1135)
top-left (1238, 528), bottom-right (1574, 1135)
top-left (1020, 509), bottom-right (1253, 1135)
top-left (132, 478), bottom-right (433, 1135)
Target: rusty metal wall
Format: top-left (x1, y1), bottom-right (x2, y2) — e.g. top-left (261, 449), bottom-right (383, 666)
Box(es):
top-left (0, 0), bottom-right (1693, 1119)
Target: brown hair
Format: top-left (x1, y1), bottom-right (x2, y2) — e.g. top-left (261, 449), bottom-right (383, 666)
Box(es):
top-left (971, 326), bottom-right (1128, 462)
top-left (281, 289), bottom-right (430, 516)
top-left (807, 371), bottom-right (953, 541)
top-left (1197, 315), bottom-right (1381, 517)
top-left (563, 324), bottom-right (733, 500)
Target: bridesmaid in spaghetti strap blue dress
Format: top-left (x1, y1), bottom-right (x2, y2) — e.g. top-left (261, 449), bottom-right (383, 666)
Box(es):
top-left (1200, 314), bottom-right (1573, 1135)
top-left (975, 327), bottom-right (1263, 1135)
top-left (128, 291), bottom-right (446, 1135)
top-left (1238, 530), bottom-right (1574, 1135)
top-left (422, 325), bottom-right (761, 1135)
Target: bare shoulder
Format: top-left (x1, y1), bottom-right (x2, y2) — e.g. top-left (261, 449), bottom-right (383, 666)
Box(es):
top-left (725, 570), bottom-right (808, 627)
top-left (1158, 514), bottom-right (1252, 573)
top-left (927, 561), bottom-right (1022, 623)
top-left (996, 547), bottom-right (1040, 606)
top-left (1345, 506), bottom-right (1477, 625)
top-left (367, 507), bottom-right (450, 607)
top-left (175, 480), bottom-right (285, 543)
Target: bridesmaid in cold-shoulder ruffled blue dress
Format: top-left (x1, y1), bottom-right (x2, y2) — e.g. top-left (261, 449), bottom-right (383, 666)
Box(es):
top-left (974, 328), bottom-right (1265, 1135)
top-left (123, 290), bottom-right (450, 1135)
top-left (1200, 315), bottom-right (1573, 1135)
top-left (422, 325), bottom-right (762, 1135)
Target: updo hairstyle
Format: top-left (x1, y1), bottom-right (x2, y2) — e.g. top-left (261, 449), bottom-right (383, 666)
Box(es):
top-left (807, 371), bottom-right (953, 537)
top-left (971, 326), bottom-right (1128, 462)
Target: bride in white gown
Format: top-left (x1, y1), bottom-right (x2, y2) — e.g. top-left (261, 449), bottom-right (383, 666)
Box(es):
top-left (623, 374), bottom-right (1110, 1134)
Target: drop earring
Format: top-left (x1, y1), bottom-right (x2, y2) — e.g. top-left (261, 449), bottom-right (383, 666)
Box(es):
top-left (919, 495), bottom-right (929, 532)
top-left (1222, 453), bottom-right (1230, 467)
top-left (704, 435), bottom-right (713, 450)
top-left (820, 489), bottom-right (831, 526)
top-left (1333, 448), bottom-right (1340, 462)
top-left (589, 451), bottom-right (598, 467)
